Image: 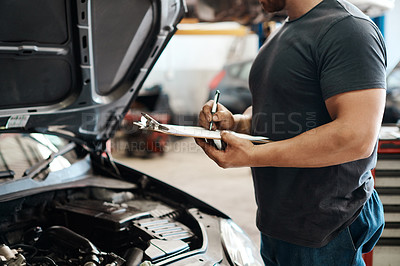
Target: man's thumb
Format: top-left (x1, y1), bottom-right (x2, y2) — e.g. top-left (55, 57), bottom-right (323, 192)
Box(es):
top-left (214, 110), bottom-right (231, 122)
top-left (220, 131), bottom-right (239, 145)
top-left (212, 113), bottom-right (219, 121)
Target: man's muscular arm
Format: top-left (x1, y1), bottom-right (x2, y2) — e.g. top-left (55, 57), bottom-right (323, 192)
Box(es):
top-left (196, 88), bottom-right (386, 168)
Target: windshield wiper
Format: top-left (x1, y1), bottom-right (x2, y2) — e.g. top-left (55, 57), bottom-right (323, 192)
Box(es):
top-left (0, 170), bottom-right (15, 179)
top-left (0, 150), bottom-right (15, 179)
top-left (23, 142), bottom-right (76, 179)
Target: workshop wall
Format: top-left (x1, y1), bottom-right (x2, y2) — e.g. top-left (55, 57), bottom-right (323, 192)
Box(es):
top-left (385, 0), bottom-right (400, 71)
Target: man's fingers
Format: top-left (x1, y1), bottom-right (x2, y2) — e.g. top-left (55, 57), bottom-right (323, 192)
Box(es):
top-left (212, 104), bottom-right (228, 121)
top-left (195, 138), bottom-right (224, 163)
top-left (199, 101), bottom-right (234, 131)
top-left (203, 102), bottom-right (227, 121)
top-left (202, 100), bottom-right (215, 121)
top-left (212, 112), bottom-right (223, 122)
top-left (198, 112), bottom-right (210, 128)
top-left (220, 131), bottom-right (240, 145)
top-left (195, 138), bottom-right (215, 154)
top-left (194, 138), bottom-right (207, 148)
top-left (204, 100), bottom-right (215, 107)
top-left (221, 131), bottom-right (253, 152)
top-left (201, 105), bottom-right (210, 121)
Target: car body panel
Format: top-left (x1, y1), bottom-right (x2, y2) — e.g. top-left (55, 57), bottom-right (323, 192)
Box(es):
top-left (0, 1), bottom-right (264, 265)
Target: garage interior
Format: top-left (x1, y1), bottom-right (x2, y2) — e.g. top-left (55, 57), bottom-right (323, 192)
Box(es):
top-left (109, 0), bottom-right (400, 265)
top-left (3, 0), bottom-right (400, 265)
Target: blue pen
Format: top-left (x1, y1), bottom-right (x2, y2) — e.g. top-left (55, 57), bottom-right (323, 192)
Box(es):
top-left (209, 90), bottom-right (220, 130)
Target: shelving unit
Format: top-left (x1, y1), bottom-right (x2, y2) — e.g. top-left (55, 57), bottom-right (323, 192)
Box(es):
top-left (370, 126), bottom-right (400, 265)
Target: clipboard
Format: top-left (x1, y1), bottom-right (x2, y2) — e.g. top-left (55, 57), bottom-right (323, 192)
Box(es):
top-left (134, 113), bottom-right (271, 144)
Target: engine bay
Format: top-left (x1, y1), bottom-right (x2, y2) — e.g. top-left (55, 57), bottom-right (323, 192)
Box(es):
top-left (0, 186), bottom-right (212, 266)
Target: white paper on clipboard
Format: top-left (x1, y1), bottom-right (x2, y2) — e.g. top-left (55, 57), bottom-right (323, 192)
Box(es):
top-left (134, 113), bottom-right (271, 144)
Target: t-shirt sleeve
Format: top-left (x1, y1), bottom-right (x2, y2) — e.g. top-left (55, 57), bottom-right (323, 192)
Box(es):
top-left (317, 17), bottom-right (387, 101)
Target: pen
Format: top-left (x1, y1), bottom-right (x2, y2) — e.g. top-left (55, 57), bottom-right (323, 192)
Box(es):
top-left (209, 90), bottom-right (220, 130)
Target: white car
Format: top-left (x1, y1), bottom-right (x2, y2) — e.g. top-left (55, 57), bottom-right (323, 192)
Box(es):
top-left (0, 0), bottom-right (262, 265)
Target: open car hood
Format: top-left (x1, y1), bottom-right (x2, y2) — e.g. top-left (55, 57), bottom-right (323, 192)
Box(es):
top-left (0, 0), bottom-right (186, 149)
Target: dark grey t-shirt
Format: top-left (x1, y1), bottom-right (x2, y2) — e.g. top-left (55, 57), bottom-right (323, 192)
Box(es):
top-left (249, 0), bottom-right (386, 248)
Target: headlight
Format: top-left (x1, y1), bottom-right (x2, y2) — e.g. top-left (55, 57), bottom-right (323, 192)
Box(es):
top-left (220, 219), bottom-right (263, 266)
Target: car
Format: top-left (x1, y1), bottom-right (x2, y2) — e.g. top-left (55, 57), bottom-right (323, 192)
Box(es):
top-left (208, 59), bottom-right (253, 114)
top-left (383, 61), bottom-right (400, 124)
top-left (0, 1), bottom-right (262, 266)
top-left (119, 85), bottom-right (172, 158)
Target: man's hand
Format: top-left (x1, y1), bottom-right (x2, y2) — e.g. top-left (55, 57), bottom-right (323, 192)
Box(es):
top-left (199, 101), bottom-right (235, 131)
top-left (196, 102), bottom-right (254, 167)
top-left (199, 101), bottom-right (253, 134)
top-left (195, 131), bottom-right (255, 168)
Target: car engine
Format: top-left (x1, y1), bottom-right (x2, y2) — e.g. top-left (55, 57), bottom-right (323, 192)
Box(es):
top-left (0, 186), bottom-right (214, 266)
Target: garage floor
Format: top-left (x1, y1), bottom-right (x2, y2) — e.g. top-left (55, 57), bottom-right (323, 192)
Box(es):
top-left (112, 137), bottom-right (260, 247)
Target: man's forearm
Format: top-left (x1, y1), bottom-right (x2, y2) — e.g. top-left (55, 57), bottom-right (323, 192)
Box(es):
top-left (251, 119), bottom-right (378, 168)
top-left (249, 89), bottom-right (384, 168)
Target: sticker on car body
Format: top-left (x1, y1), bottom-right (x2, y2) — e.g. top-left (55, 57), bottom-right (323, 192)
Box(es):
top-left (6, 115), bottom-right (30, 129)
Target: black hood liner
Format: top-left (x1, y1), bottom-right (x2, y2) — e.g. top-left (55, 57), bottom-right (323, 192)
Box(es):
top-left (0, 0), bottom-right (77, 109)
top-left (0, 0), bottom-right (69, 44)
top-left (0, 0), bottom-right (185, 148)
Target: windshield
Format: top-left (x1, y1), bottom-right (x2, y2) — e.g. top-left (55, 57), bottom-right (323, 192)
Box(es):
top-left (0, 133), bottom-right (80, 182)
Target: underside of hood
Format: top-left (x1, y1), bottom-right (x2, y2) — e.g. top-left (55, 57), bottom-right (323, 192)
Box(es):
top-left (0, 0), bottom-right (185, 150)
top-left (187, 0), bottom-right (392, 24)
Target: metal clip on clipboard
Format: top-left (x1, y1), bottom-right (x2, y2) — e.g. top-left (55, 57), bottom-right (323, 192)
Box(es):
top-left (134, 112), bottom-right (170, 132)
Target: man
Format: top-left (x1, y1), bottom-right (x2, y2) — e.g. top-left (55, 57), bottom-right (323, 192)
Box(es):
top-left (196, 0), bottom-right (386, 265)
